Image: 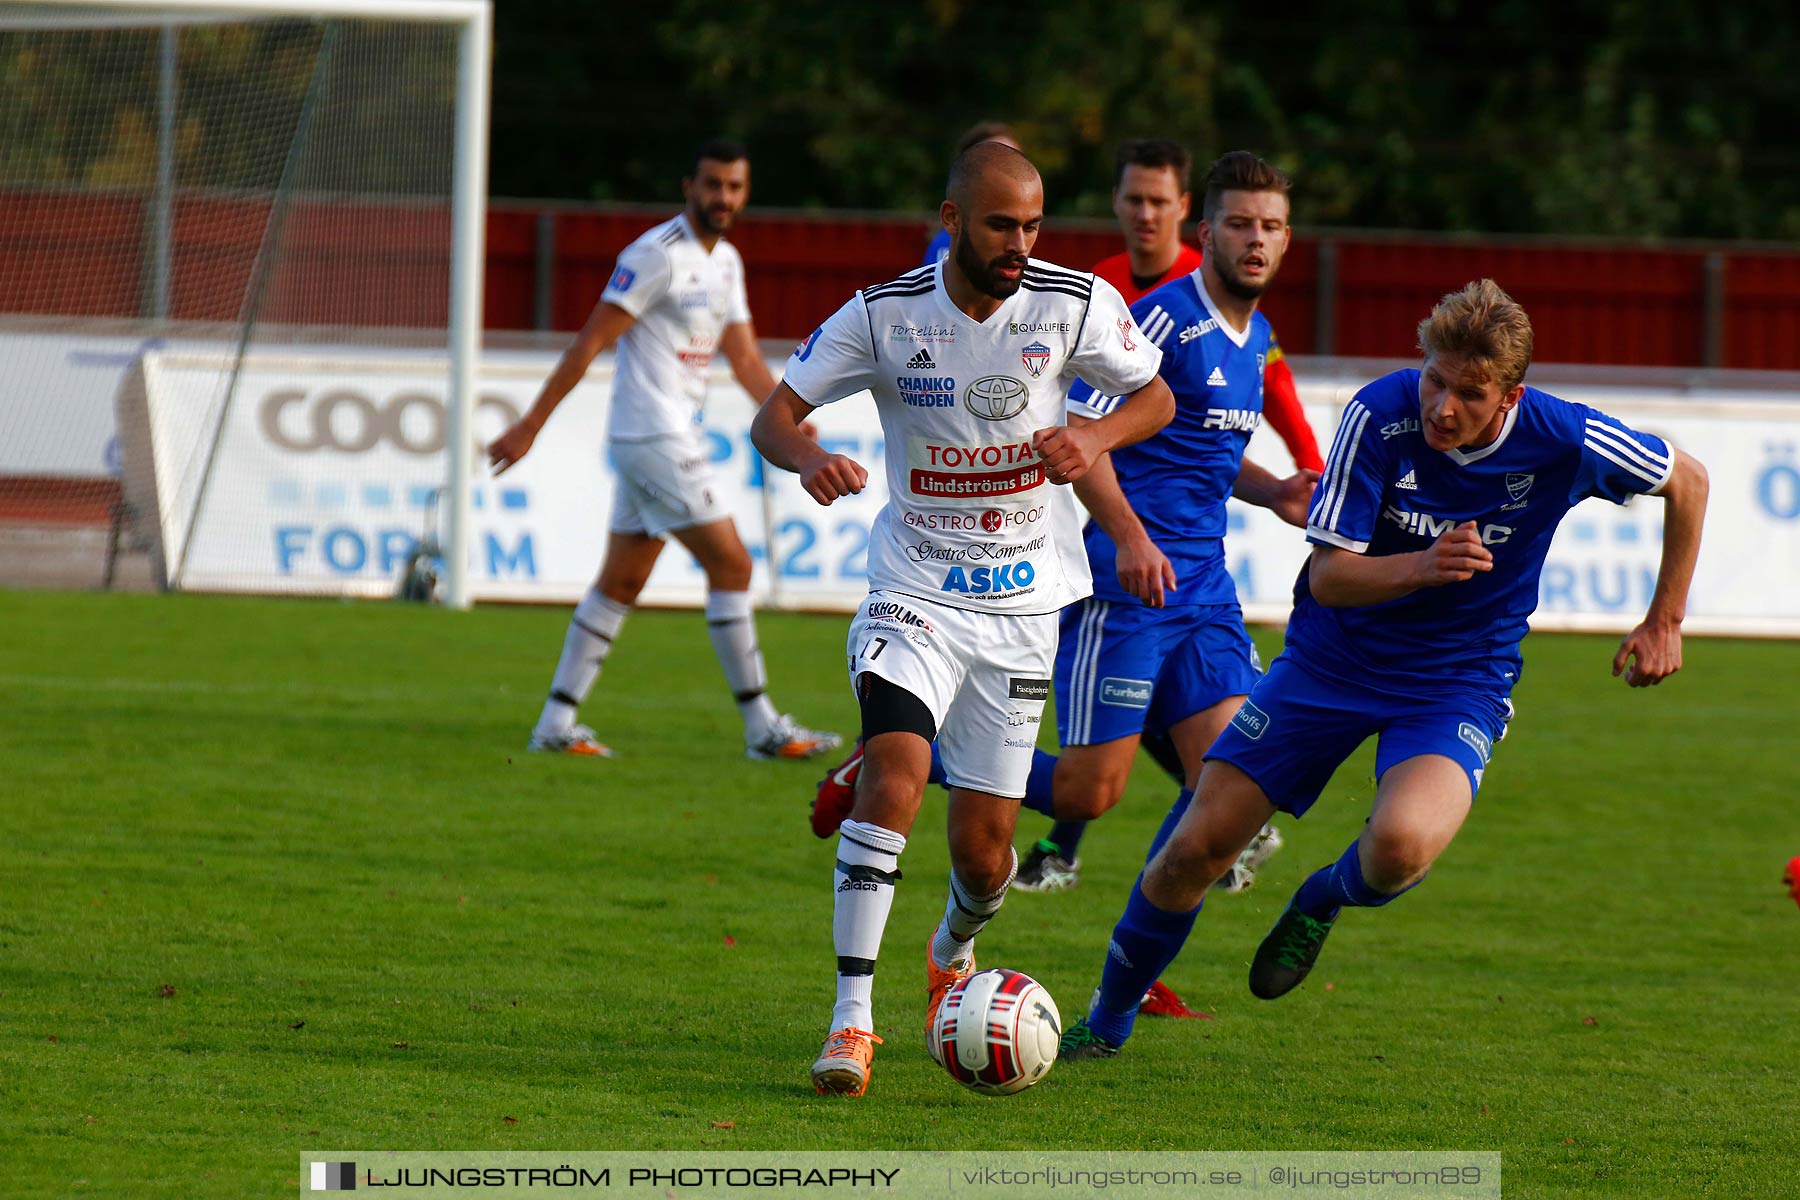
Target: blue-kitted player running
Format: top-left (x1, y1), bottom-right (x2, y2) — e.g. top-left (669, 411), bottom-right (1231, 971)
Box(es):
top-left (1046, 151), bottom-right (1315, 902)
top-left (1061, 278), bottom-right (1710, 1058)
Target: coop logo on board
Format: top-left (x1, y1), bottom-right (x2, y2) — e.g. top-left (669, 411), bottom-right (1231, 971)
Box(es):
top-left (258, 389), bottom-right (521, 456)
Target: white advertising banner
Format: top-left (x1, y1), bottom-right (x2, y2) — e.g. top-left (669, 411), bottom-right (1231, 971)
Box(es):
top-left (1244, 376), bottom-right (1800, 637)
top-left (126, 348), bottom-right (610, 599)
top-left (118, 345), bottom-right (878, 605)
top-left (0, 325), bottom-right (168, 476)
top-left (1518, 388), bottom-right (1800, 636)
top-left (118, 345), bottom-right (1800, 635)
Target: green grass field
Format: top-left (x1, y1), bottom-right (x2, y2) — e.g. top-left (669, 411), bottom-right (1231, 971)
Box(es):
top-left (3, 590), bottom-right (1796, 1197)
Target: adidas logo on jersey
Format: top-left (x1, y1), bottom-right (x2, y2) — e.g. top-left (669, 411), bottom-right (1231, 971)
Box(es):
top-left (906, 348), bottom-right (936, 371)
top-left (1396, 468), bottom-right (1419, 490)
top-left (1206, 366), bottom-right (1228, 387)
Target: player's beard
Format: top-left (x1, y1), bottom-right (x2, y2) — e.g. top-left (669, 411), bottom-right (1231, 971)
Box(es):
top-left (690, 200), bottom-right (736, 236)
top-left (954, 231), bottom-right (1026, 301)
top-left (1211, 253), bottom-right (1272, 302)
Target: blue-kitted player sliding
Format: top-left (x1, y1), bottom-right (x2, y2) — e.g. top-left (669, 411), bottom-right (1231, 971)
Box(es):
top-left (1061, 278), bottom-right (1710, 1058)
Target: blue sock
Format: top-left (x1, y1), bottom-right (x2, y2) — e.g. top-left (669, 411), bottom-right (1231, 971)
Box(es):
top-left (1291, 839), bottom-right (1419, 920)
top-left (1046, 818), bottom-right (1087, 858)
top-left (1018, 749), bottom-right (1058, 817)
top-left (1088, 876), bottom-right (1202, 1047)
top-left (1144, 788), bottom-right (1194, 865)
top-left (927, 741), bottom-right (947, 787)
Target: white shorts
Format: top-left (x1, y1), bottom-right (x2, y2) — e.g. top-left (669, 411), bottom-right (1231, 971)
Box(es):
top-left (609, 431), bottom-right (729, 537)
top-left (845, 590), bottom-right (1056, 799)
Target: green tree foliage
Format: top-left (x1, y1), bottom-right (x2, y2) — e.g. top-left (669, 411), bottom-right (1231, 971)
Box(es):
top-left (3, 4), bottom-right (1790, 239)
top-left (635, 0), bottom-right (1227, 216)
top-left (0, 20), bottom-right (454, 196)
top-left (0, 29), bottom-right (161, 187)
top-left (492, 0), bottom-right (1799, 240)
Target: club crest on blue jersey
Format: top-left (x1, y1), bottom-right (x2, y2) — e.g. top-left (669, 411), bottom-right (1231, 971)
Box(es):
top-left (1020, 341), bottom-right (1052, 379)
top-left (608, 266), bottom-right (635, 293)
top-left (1506, 473), bottom-right (1535, 502)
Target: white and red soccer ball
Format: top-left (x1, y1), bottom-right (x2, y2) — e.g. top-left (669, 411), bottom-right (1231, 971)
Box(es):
top-left (928, 968), bottom-right (1061, 1095)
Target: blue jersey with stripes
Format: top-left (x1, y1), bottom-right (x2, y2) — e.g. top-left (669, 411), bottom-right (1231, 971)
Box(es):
top-left (1292, 369), bottom-right (1674, 695)
top-left (1069, 271), bottom-right (1271, 606)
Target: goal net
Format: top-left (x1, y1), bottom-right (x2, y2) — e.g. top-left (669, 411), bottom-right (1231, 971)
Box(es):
top-left (0, 0), bottom-right (487, 600)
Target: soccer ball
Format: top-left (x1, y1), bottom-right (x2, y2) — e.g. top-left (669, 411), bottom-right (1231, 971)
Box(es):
top-left (928, 968), bottom-right (1061, 1095)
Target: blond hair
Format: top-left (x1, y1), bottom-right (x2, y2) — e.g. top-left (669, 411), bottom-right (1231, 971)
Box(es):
top-left (1417, 279), bottom-right (1534, 391)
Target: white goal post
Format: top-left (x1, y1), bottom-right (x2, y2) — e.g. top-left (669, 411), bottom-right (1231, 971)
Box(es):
top-left (14, 0), bottom-right (492, 608)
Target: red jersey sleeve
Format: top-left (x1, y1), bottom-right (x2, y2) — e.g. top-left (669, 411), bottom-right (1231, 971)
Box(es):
top-left (1261, 334), bottom-right (1324, 472)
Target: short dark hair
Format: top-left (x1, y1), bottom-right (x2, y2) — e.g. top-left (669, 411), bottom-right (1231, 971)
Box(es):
top-left (954, 121), bottom-right (1016, 156)
top-left (1114, 139), bottom-right (1191, 190)
top-left (1200, 151), bottom-right (1289, 221)
top-left (946, 141), bottom-right (1038, 210)
top-left (693, 138), bottom-right (749, 172)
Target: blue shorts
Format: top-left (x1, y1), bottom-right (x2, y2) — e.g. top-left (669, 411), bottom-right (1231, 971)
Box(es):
top-left (1206, 655), bottom-right (1513, 818)
top-left (1055, 598), bottom-right (1262, 747)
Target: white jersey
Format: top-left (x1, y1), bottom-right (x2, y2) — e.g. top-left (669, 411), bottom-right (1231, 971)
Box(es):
top-left (599, 213), bottom-right (752, 442)
top-left (781, 259), bottom-right (1162, 615)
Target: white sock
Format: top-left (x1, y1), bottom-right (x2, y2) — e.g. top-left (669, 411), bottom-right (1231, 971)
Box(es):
top-left (931, 848), bottom-right (1017, 970)
top-left (831, 819), bottom-right (907, 1032)
top-left (534, 589), bottom-right (629, 738)
top-left (705, 590), bottom-right (779, 739)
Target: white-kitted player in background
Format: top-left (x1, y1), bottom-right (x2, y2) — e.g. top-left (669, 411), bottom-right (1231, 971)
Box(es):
top-left (753, 142), bottom-right (1175, 1097)
top-left (489, 139), bottom-right (839, 762)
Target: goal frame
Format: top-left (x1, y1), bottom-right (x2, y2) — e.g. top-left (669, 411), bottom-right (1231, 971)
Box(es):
top-left (23, 0), bottom-right (493, 608)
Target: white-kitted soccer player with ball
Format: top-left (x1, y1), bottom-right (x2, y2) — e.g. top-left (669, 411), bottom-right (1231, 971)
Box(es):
top-left (753, 142), bottom-right (1174, 1097)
